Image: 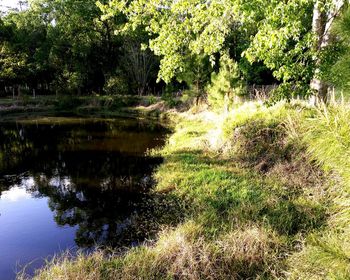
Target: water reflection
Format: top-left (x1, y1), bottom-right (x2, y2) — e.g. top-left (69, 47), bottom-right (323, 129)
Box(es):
top-left (0, 117), bottom-right (168, 279)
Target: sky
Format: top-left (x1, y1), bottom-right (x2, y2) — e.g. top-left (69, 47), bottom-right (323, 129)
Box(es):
top-left (0, 0), bottom-right (21, 12)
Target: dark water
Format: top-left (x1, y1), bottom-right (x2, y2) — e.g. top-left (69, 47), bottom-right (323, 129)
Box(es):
top-left (0, 116), bottom-right (168, 279)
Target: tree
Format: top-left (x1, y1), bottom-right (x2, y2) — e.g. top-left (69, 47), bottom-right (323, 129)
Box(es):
top-left (310, 0), bottom-right (346, 102)
top-left (244, 0), bottom-right (315, 99)
top-left (0, 0), bottom-right (162, 96)
top-left (43, 0), bottom-right (122, 94)
top-left (120, 30), bottom-right (159, 95)
top-left (0, 0), bottom-right (128, 95)
top-left (323, 5), bottom-right (350, 92)
top-left (0, 10), bottom-right (49, 95)
top-left (101, 0), bottom-right (348, 101)
top-left (207, 52), bottom-right (245, 111)
top-left (176, 54), bottom-right (212, 103)
top-left (100, 0), bottom-right (235, 82)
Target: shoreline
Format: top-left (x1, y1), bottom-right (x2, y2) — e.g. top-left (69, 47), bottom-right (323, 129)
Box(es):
top-left (17, 100), bottom-right (350, 279)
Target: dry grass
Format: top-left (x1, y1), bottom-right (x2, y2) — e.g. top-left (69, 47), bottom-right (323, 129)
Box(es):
top-left (22, 223), bottom-right (282, 280)
top-left (18, 251), bottom-right (108, 280)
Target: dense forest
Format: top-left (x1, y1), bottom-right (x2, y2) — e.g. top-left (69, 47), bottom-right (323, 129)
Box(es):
top-left (1, 1), bottom-right (350, 280)
top-left (1, 0), bottom-right (349, 103)
top-left (0, 0), bottom-right (162, 97)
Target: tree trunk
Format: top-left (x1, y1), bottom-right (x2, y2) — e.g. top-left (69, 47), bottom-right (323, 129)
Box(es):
top-left (310, 0), bottom-right (345, 104)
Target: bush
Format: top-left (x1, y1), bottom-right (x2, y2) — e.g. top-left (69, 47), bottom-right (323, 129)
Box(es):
top-left (104, 75), bottom-right (129, 96)
top-left (55, 95), bottom-right (83, 110)
top-left (144, 95), bottom-right (158, 106)
top-left (161, 92), bottom-right (181, 108)
top-left (105, 95), bottom-right (141, 109)
top-left (207, 53), bottom-right (246, 111)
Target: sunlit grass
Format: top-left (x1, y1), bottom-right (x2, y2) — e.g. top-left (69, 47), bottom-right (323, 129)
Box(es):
top-left (286, 103), bottom-right (350, 279)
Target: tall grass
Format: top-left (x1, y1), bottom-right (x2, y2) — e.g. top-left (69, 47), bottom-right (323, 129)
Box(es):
top-left (286, 103), bottom-right (350, 279)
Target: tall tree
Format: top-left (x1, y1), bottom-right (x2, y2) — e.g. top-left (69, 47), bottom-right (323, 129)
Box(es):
top-left (0, 0), bottom-right (127, 95)
top-left (119, 30), bottom-right (159, 95)
top-left (310, 0), bottom-right (345, 102)
top-left (101, 0), bottom-right (348, 101)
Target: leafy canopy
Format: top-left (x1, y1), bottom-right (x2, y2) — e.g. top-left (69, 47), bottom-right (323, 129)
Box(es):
top-left (100, 0), bottom-right (324, 95)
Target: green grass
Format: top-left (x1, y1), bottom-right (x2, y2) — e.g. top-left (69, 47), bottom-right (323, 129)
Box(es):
top-left (286, 104), bottom-right (350, 279)
top-left (20, 100), bottom-right (350, 280)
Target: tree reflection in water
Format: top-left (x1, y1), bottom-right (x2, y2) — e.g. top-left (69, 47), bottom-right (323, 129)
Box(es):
top-left (0, 117), bottom-right (173, 248)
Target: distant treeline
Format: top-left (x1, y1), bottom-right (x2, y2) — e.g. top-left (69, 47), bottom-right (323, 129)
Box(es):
top-left (0, 0), bottom-right (276, 100)
top-left (0, 0), bottom-right (165, 97)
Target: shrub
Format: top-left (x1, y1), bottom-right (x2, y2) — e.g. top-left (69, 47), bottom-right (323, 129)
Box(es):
top-left (54, 95), bottom-right (83, 110)
top-left (207, 53), bottom-right (246, 111)
top-left (161, 92), bottom-right (181, 108)
top-left (104, 75), bottom-right (129, 96)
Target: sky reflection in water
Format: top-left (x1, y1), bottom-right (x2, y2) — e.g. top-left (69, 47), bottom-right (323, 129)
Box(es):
top-left (0, 116), bottom-right (167, 279)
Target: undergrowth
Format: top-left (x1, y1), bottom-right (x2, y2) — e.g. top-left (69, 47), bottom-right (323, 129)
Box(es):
top-left (20, 101), bottom-right (350, 280)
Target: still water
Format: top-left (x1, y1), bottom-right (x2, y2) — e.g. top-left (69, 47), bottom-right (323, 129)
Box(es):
top-left (0, 116), bottom-right (168, 279)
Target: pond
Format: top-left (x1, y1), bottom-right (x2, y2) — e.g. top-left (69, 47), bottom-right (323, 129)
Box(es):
top-left (0, 116), bottom-right (168, 280)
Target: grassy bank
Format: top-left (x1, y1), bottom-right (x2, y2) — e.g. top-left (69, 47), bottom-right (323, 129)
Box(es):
top-left (0, 95), bottom-right (182, 120)
top-left (20, 101), bottom-right (350, 279)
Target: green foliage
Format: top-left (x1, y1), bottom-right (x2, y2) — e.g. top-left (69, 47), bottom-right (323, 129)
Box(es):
top-left (54, 96), bottom-right (83, 110)
top-left (1, 0), bottom-right (346, 100)
top-left (323, 6), bottom-right (350, 92)
top-left (104, 75), bottom-right (129, 95)
top-left (42, 0), bottom-right (123, 93)
top-left (287, 104), bottom-right (350, 279)
top-left (100, 0), bottom-right (249, 83)
top-left (161, 92), bottom-right (181, 108)
top-left (176, 55), bottom-right (212, 97)
top-left (244, 0), bottom-right (315, 89)
top-left (0, 0), bottom-right (161, 96)
top-left (99, 0), bottom-right (340, 100)
top-left (268, 81), bottom-right (312, 103)
top-left (207, 53), bottom-right (246, 110)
